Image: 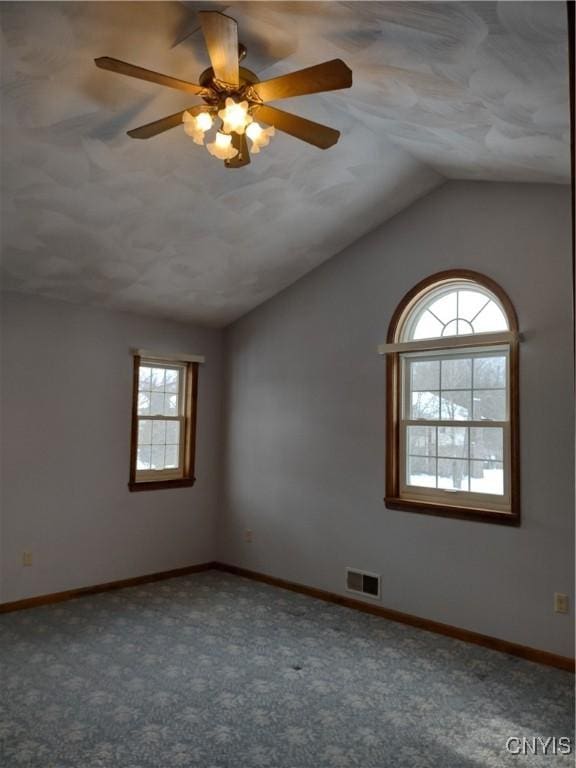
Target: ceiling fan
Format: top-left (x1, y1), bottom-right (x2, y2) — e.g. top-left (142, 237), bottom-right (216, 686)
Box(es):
top-left (95, 10), bottom-right (352, 168)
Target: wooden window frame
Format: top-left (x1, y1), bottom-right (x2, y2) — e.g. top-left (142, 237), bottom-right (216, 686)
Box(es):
top-left (385, 270), bottom-right (520, 525)
top-left (129, 355), bottom-right (199, 492)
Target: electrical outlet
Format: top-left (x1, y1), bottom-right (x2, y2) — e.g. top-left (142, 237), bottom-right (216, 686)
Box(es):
top-left (22, 551), bottom-right (33, 567)
top-left (244, 529), bottom-right (253, 543)
top-left (554, 593), bottom-right (569, 614)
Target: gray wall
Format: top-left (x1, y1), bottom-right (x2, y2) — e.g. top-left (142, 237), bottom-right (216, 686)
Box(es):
top-left (220, 181), bottom-right (574, 658)
top-left (0, 294), bottom-right (223, 603)
top-left (1, 181), bottom-right (573, 658)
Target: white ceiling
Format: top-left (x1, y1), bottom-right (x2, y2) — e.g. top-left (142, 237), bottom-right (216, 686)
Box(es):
top-left (0, 1), bottom-right (570, 326)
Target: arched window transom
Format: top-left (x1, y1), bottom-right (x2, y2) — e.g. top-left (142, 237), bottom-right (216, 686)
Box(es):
top-left (401, 282), bottom-right (509, 341)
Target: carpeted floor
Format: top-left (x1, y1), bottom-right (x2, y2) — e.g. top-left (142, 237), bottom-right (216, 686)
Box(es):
top-left (0, 570), bottom-right (573, 767)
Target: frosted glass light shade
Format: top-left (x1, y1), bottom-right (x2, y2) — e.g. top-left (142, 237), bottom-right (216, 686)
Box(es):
top-left (218, 98), bottom-right (252, 135)
top-left (183, 110), bottom-right (213, 145)
top-left (206, 132), bottom-right (239, 160)
top-left (245, 122), bottom-right (275, 153)
top-left (195, 112), bottom-right (213, 132)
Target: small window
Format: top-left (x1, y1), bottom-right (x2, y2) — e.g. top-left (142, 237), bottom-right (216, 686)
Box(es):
top-left (129, 355), bottom-right (198, 491)
top-left (384, 271), bottom-right (519, 525)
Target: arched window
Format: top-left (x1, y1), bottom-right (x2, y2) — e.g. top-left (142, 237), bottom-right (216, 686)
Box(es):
top-left (381, 271), bottom-right (519, 525)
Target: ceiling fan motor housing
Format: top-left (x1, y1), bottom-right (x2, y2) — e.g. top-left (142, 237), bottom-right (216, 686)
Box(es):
top-left (199, 65), bottom-right (259, 95)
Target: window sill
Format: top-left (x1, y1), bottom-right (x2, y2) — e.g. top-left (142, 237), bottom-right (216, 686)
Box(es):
top-left (384, 496), bottom-right (519, 526)
top-left (129, 478), bottom-right (196, 492)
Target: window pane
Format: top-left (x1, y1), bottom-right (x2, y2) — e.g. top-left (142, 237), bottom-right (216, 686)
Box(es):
top-left (150, 392), bottom-right (165, 415)
top-left (152, 421), bottom-right (166, 445)
top-left (441, 358), bottom-right (471, 390)
top-left (470, 427), bottom-right (503, 461)
top-left (438, 427), bottom-right (468, 458)
top-left (470, 460), bottom-right (504, 495)
top-left (440, 390), bottom-right (471, 420)
top-left (410, 360), bottom-right (440, 391)
top-left (165, 369), bottom-right (179, 393)
top-left (138, 420), bottom-right (152, 445)
top-left (411, 391), bottom-right (440, 420)
top-left (138, 392), bottom-right (151, 415)
top-left (413, 311), bottom-right (444, 340)
top-left (428, 292), bottom-right (457, 324)
top-left (473, 390), bottom-right (506, 421)
top-left (165, 394), bottom-right (178, 416)
top-left (474, 356), bottom-right (506, 389)
top-left (438, 458), bottom-right (469, 491)
top-left (407, 456), bottom-right (436, 488)
top-left (151, 444), bottom-right (165, 469)
top-left (151, 368), bottom-right (165, 392)
top-left (407, 426), bottom-right (436, 457)
top-left (402, 284), bottom-right (510, 343)
top-left (457, 319), bottom-right (474, 335)
top-left (166, 421), bottom-right (180, 445)
top-left (472, 301), bottom-right (508, 333)
top-left (458, 291), bottom-right (489, 322)
top-left (137, 444), bottom-right (151, 470)
top-left (139, 366), bottom-right (152, 389)
top-left (165, 444), bottom-right (179, 469)
top-left (134, 360), bottom-right (189, 480)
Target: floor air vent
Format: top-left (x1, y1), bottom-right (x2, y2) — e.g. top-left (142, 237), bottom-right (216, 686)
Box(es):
top-left (346, 568), bottom-right (380, 599)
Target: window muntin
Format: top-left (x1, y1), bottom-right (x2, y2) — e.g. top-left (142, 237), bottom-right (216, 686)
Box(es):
top-left (385, 271), bottom-right (519, 524)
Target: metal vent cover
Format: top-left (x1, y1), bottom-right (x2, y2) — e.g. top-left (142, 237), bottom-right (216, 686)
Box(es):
top-left (345, 568), bottom-right (380, 599)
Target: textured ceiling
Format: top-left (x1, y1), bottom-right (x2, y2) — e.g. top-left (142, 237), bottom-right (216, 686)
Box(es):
top-left (0, 1), bottom-right (570, 326)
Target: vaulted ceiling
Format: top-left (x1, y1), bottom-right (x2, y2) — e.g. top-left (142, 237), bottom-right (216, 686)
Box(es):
top-left (0, 1), bottom-right (570, 325)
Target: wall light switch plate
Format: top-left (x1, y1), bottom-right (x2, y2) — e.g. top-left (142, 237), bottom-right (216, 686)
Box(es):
top-left (22, 551), bottom-right (33, 567)
top-left (244, 529), bottom-right (253, 543)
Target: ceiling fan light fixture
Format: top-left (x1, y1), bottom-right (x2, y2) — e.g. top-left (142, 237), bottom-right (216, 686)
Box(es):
top-left (218, 97), bottom-right (252, 135)
top-left (182, 110), bottom-right (214, 144)
top-left (195, 111), bottom-right (214, 132)
top-left (206, 131), bottom-right (239, 160)
top-left (245, 122), bottom-right (275, 153)
top-left (96, 12), bottom-right (353, 166)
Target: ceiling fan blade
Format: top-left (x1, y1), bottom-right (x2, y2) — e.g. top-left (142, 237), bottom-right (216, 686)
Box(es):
top-left (254, 105), bottom-right (340, 149)
top-left (95, 57), bottom-right (208, 96)
top-left (198, 11), bottom-right (239, 87)
top-left (225, 133), bottom-right (251, 168)
top-left (252, 59), bottom-right (352, 102)
top-left (127, 105), bottom-right (209, 139)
